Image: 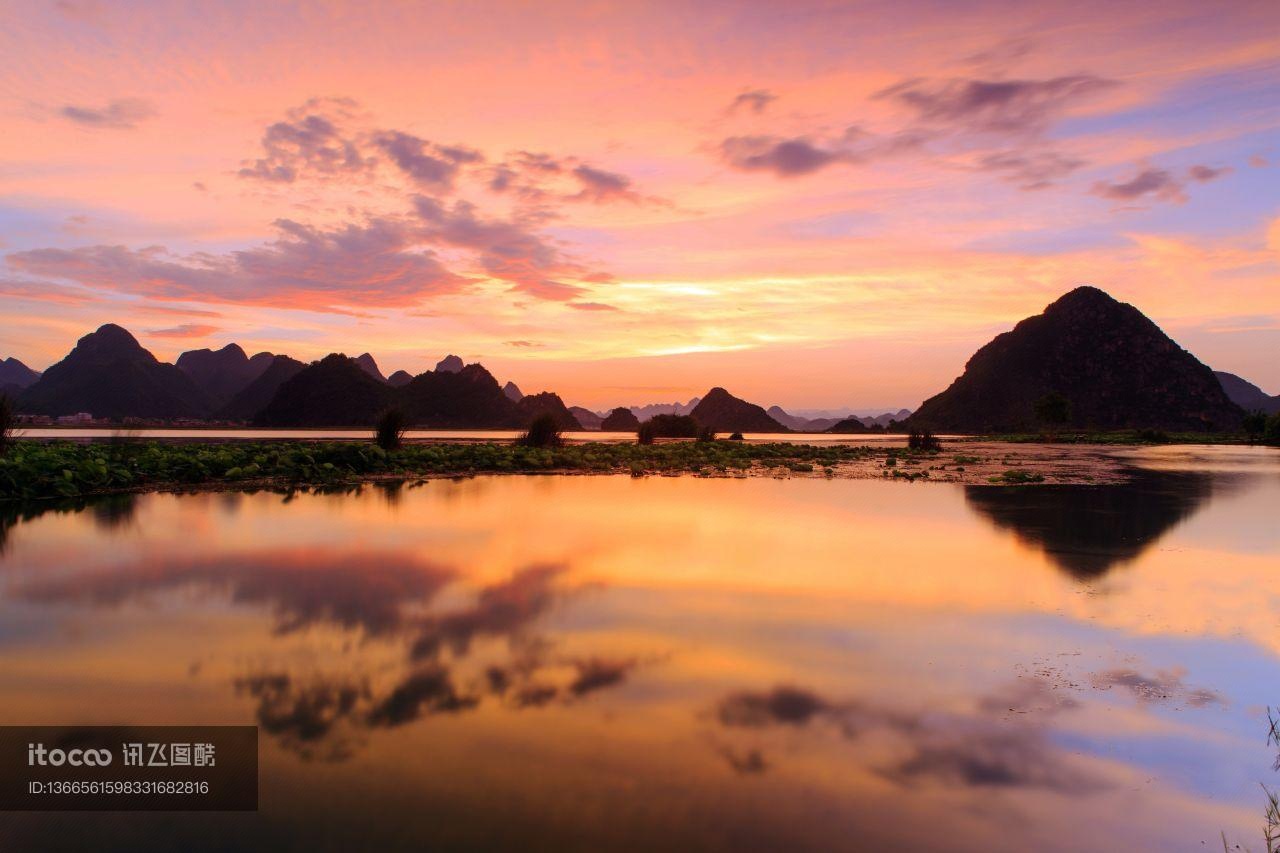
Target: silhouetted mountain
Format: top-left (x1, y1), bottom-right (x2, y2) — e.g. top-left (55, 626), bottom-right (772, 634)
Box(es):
top-left (827, 417), bottom-right (870, 433)
top-left (435, 354), bottom-right (464, 374)
top-left (387, 370), bottom-right (414, 388)
top-left (767, 406), bottom-right (843, 432)
top-left (355, 353), bottom-right (385, 382)
top-left (0, 357), bottom-right (40, 391)
top-left (502, 381), bottom-right (524, 402)
top-left (516, 392), bottom-right (582, 430)
top-left (601, 407), bottom-right (640, 431)
top-left (19, 324), bottom-right (210, 419)
top-left (866, 409), bottom-right (912, 428)
top-left (965, 470), bottom-right (1216, 579)
top-left (217, 355), bottom-right (305, 421)
top-left (177, 344), bottom-right (276, 408)
top-left (630, 398), bottom-right (700, 420)
top-left (400, 363), bottom-right (521, 428)
top-left (690, 388), bottom-right (787, 433)
top-left (256, 354), bottom-right (395, 426)
top-left (569, 406), bottom-right (603, 429)
top-left (1215, 371), bottom-right (1279, 415)
top-left (908, 286), bottom-right (1243, 433)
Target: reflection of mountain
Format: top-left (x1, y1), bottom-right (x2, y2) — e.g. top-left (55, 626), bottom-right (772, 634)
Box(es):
top-left (963, 470), bottom-right (1216, 579)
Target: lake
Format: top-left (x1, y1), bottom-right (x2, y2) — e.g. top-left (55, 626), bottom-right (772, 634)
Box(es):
top-left (14, 427), bottom-right (910, 444)
top-left (0, 445), bottom-right (1277, 851)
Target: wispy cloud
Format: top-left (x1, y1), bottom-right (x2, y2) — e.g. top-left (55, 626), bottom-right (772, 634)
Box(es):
top-left (60, 98), bottom-right (156, 129)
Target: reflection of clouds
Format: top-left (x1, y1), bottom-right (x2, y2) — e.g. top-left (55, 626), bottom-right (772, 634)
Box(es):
top-left (1089, 668), bottom-right (1223, 708)
top-left (717, 686), bottom-right (831, 727)
top-left (235, 673), bottom-right (371, 761)
top-left (15, 549), bottom-right (456, 636)
top-left (409, 564), bottom-right (564, 659)
top-left (712, 678), bottom-right (1106, 794)
top-left (367, 665), bottom-right (478, 727)
top-left (568, 657), bottom-right (639, 697)
top-left (9, 544), bottom-right (648, 760)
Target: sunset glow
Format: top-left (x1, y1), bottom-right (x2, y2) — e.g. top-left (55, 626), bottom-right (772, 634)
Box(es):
top-left (2, 1), bottom-right (1278, 409)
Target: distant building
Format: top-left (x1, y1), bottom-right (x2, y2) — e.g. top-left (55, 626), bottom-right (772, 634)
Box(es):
top-left (55, 412), bottom-right (94, 424)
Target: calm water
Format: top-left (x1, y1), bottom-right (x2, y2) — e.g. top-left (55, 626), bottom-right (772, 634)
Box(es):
top-left (15, 427), bottom-right (910, 444)
top-left (0, 446), bottom-right (1277, 851)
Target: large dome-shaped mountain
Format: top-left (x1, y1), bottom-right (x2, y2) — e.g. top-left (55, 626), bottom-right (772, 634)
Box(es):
top-left (689, 388), bottom-right (787, 433)
top-left (907, 286), bottom-right (1243, 433)
top-left (19, 324), bottom-right (210, 419)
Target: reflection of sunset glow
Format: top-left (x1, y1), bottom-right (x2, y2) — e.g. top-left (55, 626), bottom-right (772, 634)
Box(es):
top-left (0, 464), bottom-right (1277, 847)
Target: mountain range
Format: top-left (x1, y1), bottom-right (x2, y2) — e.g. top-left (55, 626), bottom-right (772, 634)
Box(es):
top-left (6, 288), bottom-right (1271, 434)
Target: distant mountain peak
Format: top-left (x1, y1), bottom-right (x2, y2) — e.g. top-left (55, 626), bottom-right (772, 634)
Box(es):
top-left (18, 323), bottom-right (209, 419)
top-left (78, 323), bottom-right (149, 359)
top-left (355, 353), bottom-right (385, 382)
top-left (435, 354), bottom-right (464, 373)
top-left (0, 356), bottom-right (41, 391)
top-left (502, 381), bottom-right (524, 401)
top-left (690, 387), bottom-right (786, 432)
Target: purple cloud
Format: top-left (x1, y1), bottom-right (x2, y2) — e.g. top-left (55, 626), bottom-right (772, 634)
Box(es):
top-left (1091, 163), bottom-right (1228, 204)
top-left (728, 89), bottom-right (777, 115)
top-left (878, 75), bottom-right (1118, 134)
top-left (7, 217), bottom-right (465, 312)
top-left (238, 98), bottom-right (370, 183)
top-left (978, 149), bottom-right (1086, 190)
top-left (60, 98), bottom-right (156, 129)
top-left (570, 164), bottom-right (642, 203)
top-left (373, 130), bottom-right (482, 191)
top-left (720, 136), bottom-right (846, 177)
top-left (413, 196), bottom-right (597, 300)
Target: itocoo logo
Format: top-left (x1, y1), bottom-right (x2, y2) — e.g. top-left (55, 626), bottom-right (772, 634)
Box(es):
top-left (27, 743), bottom-right (113, 766)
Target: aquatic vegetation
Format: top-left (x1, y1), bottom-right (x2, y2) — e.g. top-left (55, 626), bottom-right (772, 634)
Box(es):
top-left (991, 469), bottom-right (1045, 485)
top-left (0, 439), bottom-right (886, 502)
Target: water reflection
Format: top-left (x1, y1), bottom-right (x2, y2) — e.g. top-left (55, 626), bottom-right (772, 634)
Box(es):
top-left (0, 455), bottom-right (1276, 851)
top-left (963, 470), bottom-right (1216, 579)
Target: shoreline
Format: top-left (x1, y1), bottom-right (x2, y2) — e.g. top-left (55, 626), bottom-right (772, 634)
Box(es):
top-left (0, 437), bottom-right (1155, 504)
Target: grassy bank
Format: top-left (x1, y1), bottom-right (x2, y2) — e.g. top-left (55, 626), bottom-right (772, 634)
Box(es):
top-left (0, 439), bottom-right (888, 501)
top-left (984, 430), bottom-right (1257, 445)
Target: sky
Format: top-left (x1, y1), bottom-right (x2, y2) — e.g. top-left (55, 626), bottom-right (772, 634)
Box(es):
top-left (1, 0), bottom-right (1278, 412)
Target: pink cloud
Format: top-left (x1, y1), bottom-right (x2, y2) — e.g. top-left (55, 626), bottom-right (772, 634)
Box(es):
top-left (7, 217), bottom-right (467, 312)
top-left (145, 323), bottom-right (221, 338)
